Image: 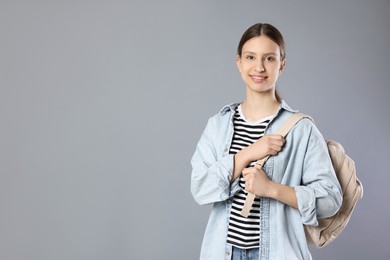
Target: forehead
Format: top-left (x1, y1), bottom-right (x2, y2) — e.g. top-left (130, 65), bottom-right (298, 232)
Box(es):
top-left (242, 36), bottom-right (280, 54)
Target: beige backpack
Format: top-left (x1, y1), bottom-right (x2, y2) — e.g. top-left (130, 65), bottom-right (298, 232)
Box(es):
top-left (240, 113), bottom-right (364, 248)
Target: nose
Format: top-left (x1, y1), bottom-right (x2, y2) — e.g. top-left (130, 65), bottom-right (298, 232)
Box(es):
top-left (255, 60), bottom-right (265, 72)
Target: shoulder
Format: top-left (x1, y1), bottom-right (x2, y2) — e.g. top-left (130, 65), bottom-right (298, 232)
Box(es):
top-left (273, 108), bottom-right (323, 140)
top-left (207, 102), bottom-right (239, 124)
top-left (275, 100), bottom-right (318, 134)
top-left (293, 115), bottom-right (326, 145)
top-left (200, 102), bottom-right (239, 136)
top-left (295, 117), bottom-right (316, 131)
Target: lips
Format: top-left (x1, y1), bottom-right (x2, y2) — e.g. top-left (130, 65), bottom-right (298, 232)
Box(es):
top-left (250, 75), bottom-right (267, 83)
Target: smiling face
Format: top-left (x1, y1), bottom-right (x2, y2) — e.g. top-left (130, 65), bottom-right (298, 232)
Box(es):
top-left (236, 35), bottom-right (285, 97)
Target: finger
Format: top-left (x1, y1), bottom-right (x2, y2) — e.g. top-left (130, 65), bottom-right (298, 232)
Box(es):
top-left (242, 168), bottom-right (250, 175)
top-left (245, 181), bottom-right (252, 192)
top-left (242, 169), bottom-right (253, 178)
top-left (270, 144), bottom-right (283, 152)
top-left (263, 137), bottom-right (285, 148)
top-left (265, 146), bottom-right (280, 156)
top-left (269, 137), bottom-right (285, 146)
top-left (266, 134), bottom-right (285, 141)
top-left (243, 171), bottom-right (256, 181)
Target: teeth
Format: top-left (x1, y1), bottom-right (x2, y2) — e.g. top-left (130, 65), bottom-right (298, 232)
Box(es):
top-left (252, 76), bottom-right (265, 80)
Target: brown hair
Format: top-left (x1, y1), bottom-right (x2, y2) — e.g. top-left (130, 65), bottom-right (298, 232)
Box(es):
top-left (237, 23), bottom-right (286, 101)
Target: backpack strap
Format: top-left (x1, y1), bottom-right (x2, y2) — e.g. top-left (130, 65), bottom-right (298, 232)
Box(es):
top-left (240, 113), bottom-right (313, 217)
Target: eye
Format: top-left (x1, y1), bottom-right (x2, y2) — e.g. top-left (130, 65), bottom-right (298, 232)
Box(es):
top-left (265, 56), bottom-right (276, 62)
top-left (246, 55), bottom-right (255, 60)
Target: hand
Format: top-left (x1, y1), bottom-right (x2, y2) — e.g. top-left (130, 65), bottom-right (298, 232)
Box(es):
top-left (231, 134), bottom-right (285, 184)
top-left (242, 166), bottom-right (298, 209)
top-left (242, 167), bottom-right (272, 197)
top-left (243, 134), bottom-right (285, 162)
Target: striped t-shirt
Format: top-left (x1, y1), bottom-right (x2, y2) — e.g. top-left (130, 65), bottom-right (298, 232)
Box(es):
top-left (226, 104), bottom-right (273, 249)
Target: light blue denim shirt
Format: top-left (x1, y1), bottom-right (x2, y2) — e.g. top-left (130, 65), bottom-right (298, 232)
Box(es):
top-left (191, 101), bottom-right (342, 260)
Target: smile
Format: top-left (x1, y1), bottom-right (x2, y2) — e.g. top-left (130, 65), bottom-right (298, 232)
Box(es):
top-left (250, 75), bottom-right (267, 83)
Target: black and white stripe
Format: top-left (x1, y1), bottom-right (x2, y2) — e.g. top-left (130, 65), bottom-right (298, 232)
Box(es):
top-left (226, 105), bottom-right (272, 249)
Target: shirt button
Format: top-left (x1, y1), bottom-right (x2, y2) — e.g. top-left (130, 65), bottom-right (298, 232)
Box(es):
top-left (226, 251), bottom-right (230, 256)
top-left (224, 147), bottom-right (228, 152)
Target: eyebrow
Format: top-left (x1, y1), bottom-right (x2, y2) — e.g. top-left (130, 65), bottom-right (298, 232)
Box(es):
top-left (242, 51), bottom-right (279, 56)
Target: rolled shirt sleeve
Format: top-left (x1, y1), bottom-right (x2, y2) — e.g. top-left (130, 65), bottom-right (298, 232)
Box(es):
top-left (191, 119), bottom-right (240, 205)
top-left (294, 124), bottom-right (342, 226)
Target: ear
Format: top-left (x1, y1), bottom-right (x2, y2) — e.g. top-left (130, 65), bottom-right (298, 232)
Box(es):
top-left (236, 55), bottom-right (241, 72)
top-left (279, 59), bottom-right (286, 75)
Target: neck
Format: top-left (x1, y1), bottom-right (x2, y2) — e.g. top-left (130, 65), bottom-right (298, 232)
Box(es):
top-left (241, 91), bottom-right (280, 122)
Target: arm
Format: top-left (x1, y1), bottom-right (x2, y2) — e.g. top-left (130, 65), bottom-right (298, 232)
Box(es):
top-left (242, 167), bottom-right (298, 209)
top-left (191, 120), bottom-right (238, 205)
top-left (242, 121), bottom-right (342, 222)
top-left (233, 134), bottom-right (289, 206)
top-left (294, 132), bottom-right (342, 225)
top-left (231, 134), bottom-right (285, 183)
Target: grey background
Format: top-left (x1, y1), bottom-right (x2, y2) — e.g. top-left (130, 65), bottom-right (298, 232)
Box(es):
top-left (0, 0), bottom-right (389, 259)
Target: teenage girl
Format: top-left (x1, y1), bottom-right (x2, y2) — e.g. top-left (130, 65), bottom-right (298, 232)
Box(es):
top-left (191, 23), bottom-right (342, 260)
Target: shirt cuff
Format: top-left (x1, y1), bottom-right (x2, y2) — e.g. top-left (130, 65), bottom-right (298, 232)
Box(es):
top-left (216, 154), bottom-right (236, 200)
top-left (294, 186), bottom-right (319, 226)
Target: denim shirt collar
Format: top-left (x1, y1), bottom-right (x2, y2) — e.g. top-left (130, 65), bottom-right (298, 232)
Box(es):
top-left (219, 100), bottom-right (298, 115)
